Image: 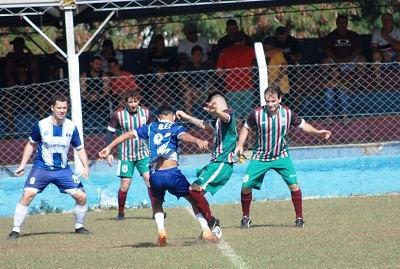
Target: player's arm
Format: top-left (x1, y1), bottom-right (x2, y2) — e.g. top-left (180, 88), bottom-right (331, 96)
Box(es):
top-left (179, 133), bottom-right (209, 150)
top-left (105, 129), bottom-right (116, 166)
top-left (14, 141), bottom-right (35, 177)
top-left (99, 131), bottom-right (136, 160)
top-left (176, 110), bottom-right (213, 131)
top-left (300, 122), bottom-right (331, 140)
top-left (235, 124), bottom-right (250, 156)
top-left (76, 147), bottom-right (90, 180)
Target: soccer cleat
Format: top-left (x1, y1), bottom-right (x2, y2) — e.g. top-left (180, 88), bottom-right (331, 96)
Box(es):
top-left (201, 231), bottom-right (219, 242)
top-left (75, 227), bottom-right (93, 235)
top-left (157, 230), bottom-right (167, 247)
top-left (208, 217), bottom-right (220, 231)
top-left (8, 231), bottom-right (19, 240)
top-left (295, 218), bottom-right (305, 228)
top-left (240, 216), bottom-right (252, 229)
top-left (117, 212), bottom-right (125, 221)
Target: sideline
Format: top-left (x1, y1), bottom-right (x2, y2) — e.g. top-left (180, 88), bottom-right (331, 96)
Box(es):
top-left (185, 207), bottom-right (248, 269)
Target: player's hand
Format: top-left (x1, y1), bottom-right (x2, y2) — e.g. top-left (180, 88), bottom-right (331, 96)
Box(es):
top-left (176, 110), bottom-right (189, 120)
top-left (234, 145), bottom-right (244, 157)
top-left (318, 130), bottom-right (332, 140)
top-left (78, 167), bottom-right (90, 180)
top-left (98, 148), bottom-right (111, 161)
top-left (204, 101), bottom-right (217, 114)
top-left (196, 139), bottom-right (209, 150)
top-left (107, 154), bottom-right (114, 167)
top-left (14, 166), bottom-right (25, 177)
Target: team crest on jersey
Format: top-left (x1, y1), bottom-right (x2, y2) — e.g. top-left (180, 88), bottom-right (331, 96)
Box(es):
top-left (44, 131), bottom-right (49, 136)
top-left (281, 118), bottom-right (287, 126)
top-left (72, 174), bottom-right (80, 184)
top-left (243, 174), bottom-right (249, 183)
top-left (122, 164), bottom-right (128, 173)
top-left (29, 177), bottom-right (36, 184)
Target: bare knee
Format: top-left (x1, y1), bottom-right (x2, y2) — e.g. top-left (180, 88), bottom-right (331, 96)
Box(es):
top-left (72, 190), bottom-right (87, 205)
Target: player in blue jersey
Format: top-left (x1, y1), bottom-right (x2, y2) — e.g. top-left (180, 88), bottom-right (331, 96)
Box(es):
top-left (99, 104), bottom-right (220, 246)
top-left (8, 95), bottom-right (92, 240)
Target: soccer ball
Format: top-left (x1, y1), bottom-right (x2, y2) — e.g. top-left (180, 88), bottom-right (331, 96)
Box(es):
top-left (213, 226), bottom-right (222, 240)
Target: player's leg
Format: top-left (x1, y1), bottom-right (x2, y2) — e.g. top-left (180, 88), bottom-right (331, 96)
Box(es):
top-left (241, 159), bottom-right (270, 228)
top-left (56, 168), bottom-right (92, 234)
top-left (116, 160), bottom-right (136, 220)
top-left (9, 167), bottom-right (49, 239)
top-left (149, 169), bottom-right (168, 246)
top-left (275, 157), bottom-right (304, 228)
top-left (136, 158), bottom-right (156, 216)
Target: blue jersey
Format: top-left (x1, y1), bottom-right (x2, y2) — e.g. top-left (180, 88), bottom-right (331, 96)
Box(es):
top-left (30, 116), bottom-right (83, 171)
top-left (133, 120), bottom-right (186, 172)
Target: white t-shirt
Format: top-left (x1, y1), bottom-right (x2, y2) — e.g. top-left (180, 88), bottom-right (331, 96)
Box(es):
top-left (177, 36), bottom-right (212, 62)
top-left (371, 26), bottom-right (400, 58)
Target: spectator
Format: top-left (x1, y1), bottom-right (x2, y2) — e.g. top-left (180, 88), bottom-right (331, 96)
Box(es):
top-left (6, 37), bottom-right (40, 86)
top-left (216, 31), bottom-right (256, 119)
top-left (180, 45), bottom-right (216, 117)
top-left (263, 37), bottom-right (290, 101)
top-left (264, 26), bottom-right (302, 109)
top-left (217, 19), bottom-right (252, 54)
top-left (177, 22), bottom-right (213, 69)
top-left (323, 65), bottom-right (350, 125)
top-left (48, 36), bottom-right (68, 81)
top-left (322, 15), bottom-right (366, 89)
top-left (146, 34), bottom-right (175, 75)
top-left (371, 12), bottom-right (400, 85)
top-left (80, 56), bottom-right (110, 113)
top-left (94, 39), bottom-right (124, 74)
top-left (108, 57), bottom-right (139, 109)
top-left (5, 57), bottom-right (40, 138)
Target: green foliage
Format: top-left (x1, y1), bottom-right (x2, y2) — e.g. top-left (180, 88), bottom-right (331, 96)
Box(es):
top-left (30, 199), bottom-right (63, 215)
top-left (0, 1), bottom-right (399, 57)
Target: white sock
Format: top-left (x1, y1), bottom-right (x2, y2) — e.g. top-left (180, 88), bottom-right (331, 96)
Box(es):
top-left (13, 203), bottom-right (29, 233)
top-left (196, 213), bottom-right (210, 232)
top-left (74, 204), bottom-right (87, 229)
top-left (154, 212), bottom-right (165, 232)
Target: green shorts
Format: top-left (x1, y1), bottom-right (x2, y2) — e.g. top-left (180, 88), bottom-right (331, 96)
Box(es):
top-left (117, 158), bottom-right (150, 178)
top-left (242, 157), bottom-right (298, 189)
top-left (193, 162), bottom-right (233, 195)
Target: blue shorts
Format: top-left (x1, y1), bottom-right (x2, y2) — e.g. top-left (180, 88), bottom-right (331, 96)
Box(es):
top-left (24, 166), bottom-right (84, 194)
top-left (150, 167), bottom-right (190, 202)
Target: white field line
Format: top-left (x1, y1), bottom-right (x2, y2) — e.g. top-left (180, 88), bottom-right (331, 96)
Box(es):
top-left (185, 207), bottom-right (248, 269)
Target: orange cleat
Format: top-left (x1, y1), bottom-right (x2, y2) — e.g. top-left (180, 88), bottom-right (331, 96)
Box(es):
top-left (157, 230), bottom-right (167, 247)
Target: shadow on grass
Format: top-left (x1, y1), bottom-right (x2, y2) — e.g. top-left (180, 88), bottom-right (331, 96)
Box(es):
top-left (15, 231), bottom-right (81, 238)
top-left (93, 216), bottom-right (153, 221)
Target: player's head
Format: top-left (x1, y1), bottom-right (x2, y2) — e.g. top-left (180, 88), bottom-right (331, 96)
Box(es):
top-left (51, 95), bottom-right (68, 121)
top-left (264, 86), bottom-right (282, 114)
top-left (157, 104), bottom-right (175, 122)
top-left (124, 90), bottom-right (141, 113)
top-left (206, 91), bottom-right (228, 111)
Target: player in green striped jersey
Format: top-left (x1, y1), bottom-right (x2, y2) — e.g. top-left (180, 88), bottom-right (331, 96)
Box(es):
top-left (235, 86), bottom-right (331, 228)
top-left (105, 90), bottom-right (154, 220)
top-left (176, 91), bottom-right (237, 234)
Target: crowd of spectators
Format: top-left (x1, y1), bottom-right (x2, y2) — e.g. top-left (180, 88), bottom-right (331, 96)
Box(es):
top-left (2, 13), bottom-right (400, 136)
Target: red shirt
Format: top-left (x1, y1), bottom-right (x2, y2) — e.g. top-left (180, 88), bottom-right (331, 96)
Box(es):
top-left (110, 70), bottom-right (139, 96)
top-left (217, 44), bottom-right (256, 92)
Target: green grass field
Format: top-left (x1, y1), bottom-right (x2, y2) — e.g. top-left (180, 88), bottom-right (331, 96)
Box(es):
top-left (1, 194), bottom-right (399, 269)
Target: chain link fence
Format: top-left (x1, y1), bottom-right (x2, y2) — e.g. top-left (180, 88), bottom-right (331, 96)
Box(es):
top-left (0, 63), bottom-right (399, 166)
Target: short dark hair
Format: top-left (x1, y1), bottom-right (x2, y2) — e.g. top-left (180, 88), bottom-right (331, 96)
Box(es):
top-left (102, 39), bottom-right (113, 48)
top-left (275, 26), bottom-right (287, 36)
top-left (108, 57), bottom-right (119, 66)
top-left (336, 14), bottom-right (348, 22)
top-left (226, 19), bottom-right (237, 27)
top-left (191, 45), bottom-right (203, 54)
top-left (92, 55), bottom-right (103, 63)
top-left (233, 31), bottom-right (248, 43)
top-left (51, 94), bottom-right (68, 106)
top-left (124, 90), bottom-right (141, 101)
top-left (157, 104), bottom-right (174, 117)
top-left (206, 91), bottom-right (225, 103)
top-left (264, 86), bottom-right (282, 98)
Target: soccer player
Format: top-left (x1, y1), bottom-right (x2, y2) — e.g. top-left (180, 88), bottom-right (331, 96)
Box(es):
top-left (105, 90), bottom-right (154, 220)
top-left (99, 104), bottom-right (219, 246)
top-left (8, 95), bottom-right (91, 239)
top-left (235, 86), bottom-right (331, 229)
top-left (176, 91), bottom-right (237, 233)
